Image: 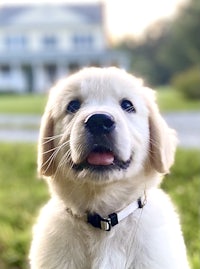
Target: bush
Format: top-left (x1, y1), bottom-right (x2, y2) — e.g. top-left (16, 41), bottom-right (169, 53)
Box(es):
top-left (172, 67), bottom-right (200, 99)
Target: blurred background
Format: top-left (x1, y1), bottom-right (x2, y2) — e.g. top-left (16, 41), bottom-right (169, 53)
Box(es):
top-left (0, 0), bottom-right (199, 268)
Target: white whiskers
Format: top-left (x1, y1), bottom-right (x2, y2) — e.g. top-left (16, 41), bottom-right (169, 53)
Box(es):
top-left (41, 136), bottom-right (70, 175)
top-left (42, 134), bottom-right (64, 145)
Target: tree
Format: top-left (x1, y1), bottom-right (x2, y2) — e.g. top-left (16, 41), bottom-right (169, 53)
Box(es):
top-left (160, 0), bottom-right (200, 75)
top-left (117, 0), bottom-right (200, 85)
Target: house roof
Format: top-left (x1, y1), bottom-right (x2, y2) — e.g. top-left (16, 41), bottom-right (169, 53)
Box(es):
top-left (0, 3), bottom-right (103, 26)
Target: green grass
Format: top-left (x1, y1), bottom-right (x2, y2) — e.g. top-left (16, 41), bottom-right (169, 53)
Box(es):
top-left (0, 144), bottom-right (199, 269)
top-left (0, 87), bottom-right (200, 115)
top-left (162, 149), bottom-right (200, 269)
top-left (0, 94), bottom-right (47, 114)
top-left (0, 143), bottom-right (48, 269)
top-left (157, 86), bottom-right (200, 111)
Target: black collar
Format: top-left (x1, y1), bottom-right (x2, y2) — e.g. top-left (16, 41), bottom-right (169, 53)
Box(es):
top-left (87, 197), bottom-right (145, 231)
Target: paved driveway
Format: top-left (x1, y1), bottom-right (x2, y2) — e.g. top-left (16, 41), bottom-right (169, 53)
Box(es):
top-left (0, 114), bottom-right (40, 142)
top-left (0, 112), bottom-right (200, 148)
top-left (164, 112), bottom-right (200, 148)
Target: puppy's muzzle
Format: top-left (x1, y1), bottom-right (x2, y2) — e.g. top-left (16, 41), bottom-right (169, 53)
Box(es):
top-left (84, 113), bottom-right (116, 135)
top-left (72, 112), bottom-right (131, 173)
top-left (83, 113), bottom-right (116, 166)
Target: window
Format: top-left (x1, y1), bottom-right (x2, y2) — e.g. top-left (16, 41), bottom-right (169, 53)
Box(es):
top-left (72, 34), bottom-right (94, 50)
top-left (42, 36), bottom-right (57, 49)
top-left (5, 35), bottom-right (27, 50)
top-left (1, 65), bottom-right (10, 74)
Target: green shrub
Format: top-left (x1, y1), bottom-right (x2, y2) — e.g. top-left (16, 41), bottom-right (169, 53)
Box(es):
top-left (172, 67), bottom-right (200, 99)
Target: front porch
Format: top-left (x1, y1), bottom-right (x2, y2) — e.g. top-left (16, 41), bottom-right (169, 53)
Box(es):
top-left (0, 50), bottom-right (129, 93)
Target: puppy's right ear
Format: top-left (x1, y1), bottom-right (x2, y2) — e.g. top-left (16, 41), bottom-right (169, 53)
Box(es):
top-left (38, 109), bottom-right (56, 177)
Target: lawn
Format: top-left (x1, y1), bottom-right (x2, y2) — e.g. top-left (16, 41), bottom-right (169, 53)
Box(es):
top-left (157, 86), bottom-right (200, 112)
top-left (0, 143), bottom-right (48, 269)
top-left (0, 144), bottom-right (199, 269)
top-left (0, 87), bottom-right (200, 115)
top-left (0, 94), bottom-right (47, 115)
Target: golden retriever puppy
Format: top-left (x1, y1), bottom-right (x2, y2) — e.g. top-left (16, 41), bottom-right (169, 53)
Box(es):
top-left (29, 67), bottom-right (190, 269)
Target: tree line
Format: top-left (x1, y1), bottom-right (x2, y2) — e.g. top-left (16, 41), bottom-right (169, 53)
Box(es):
top-left (117, 0), bottom-right (200, 87)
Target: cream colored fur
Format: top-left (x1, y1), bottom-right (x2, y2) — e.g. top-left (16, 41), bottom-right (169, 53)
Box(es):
top-left (29, 67), bottom-right (190, 269)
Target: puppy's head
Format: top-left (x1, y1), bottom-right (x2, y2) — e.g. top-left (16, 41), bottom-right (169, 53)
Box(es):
top-left (38, 67), bottom-right (177, 184)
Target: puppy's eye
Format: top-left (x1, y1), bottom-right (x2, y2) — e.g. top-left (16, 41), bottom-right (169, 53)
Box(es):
top-left (66, 100), bottom-right (81, 114)
top-left (120, 99), bottom-right (136, 113)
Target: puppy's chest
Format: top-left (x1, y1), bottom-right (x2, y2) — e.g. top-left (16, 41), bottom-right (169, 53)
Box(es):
top-left (68, 218), bottom-right (140, 268)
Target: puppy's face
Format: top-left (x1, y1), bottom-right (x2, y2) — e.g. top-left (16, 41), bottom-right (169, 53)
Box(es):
top-left (38, 68), bottom-right (176, 184)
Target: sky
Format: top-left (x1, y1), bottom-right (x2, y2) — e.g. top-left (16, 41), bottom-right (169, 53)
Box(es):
top-left (0, 0), bottom-right (188, 42)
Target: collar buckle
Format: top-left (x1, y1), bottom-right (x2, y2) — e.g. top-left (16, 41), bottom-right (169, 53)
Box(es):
top-left (87, 212), bottom-right (118, 231)
top-left (87, 213), bottom-right (113, 231)
top-left (100, 217), bottom-right (112, 231)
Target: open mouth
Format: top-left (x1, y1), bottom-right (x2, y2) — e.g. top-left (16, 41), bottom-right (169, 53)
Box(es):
top-left (73, 146), bottom-right (131, 172)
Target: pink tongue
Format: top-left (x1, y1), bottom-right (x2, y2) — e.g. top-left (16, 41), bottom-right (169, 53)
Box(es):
top-left (87, 152), bottom-right (114, 166)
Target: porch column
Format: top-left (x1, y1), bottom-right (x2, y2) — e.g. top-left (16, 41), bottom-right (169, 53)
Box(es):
top-left (12, 64), bottom-right (27, 93)
top-left (32, 64), bottom-right (48, 93)
top-left (56, 64), bottom-right (68, 79)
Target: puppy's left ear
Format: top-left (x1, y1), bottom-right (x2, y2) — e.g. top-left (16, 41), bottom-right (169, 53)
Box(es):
top-left (148, 94), bottom-right (177, 174)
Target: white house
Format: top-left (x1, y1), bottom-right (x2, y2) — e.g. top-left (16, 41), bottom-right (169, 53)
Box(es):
top-left (0, 3), bottom-right (128, 93)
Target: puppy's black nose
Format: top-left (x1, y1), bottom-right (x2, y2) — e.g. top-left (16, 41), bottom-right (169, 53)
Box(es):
top-left (85, 113), bottom-right (115, 135)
